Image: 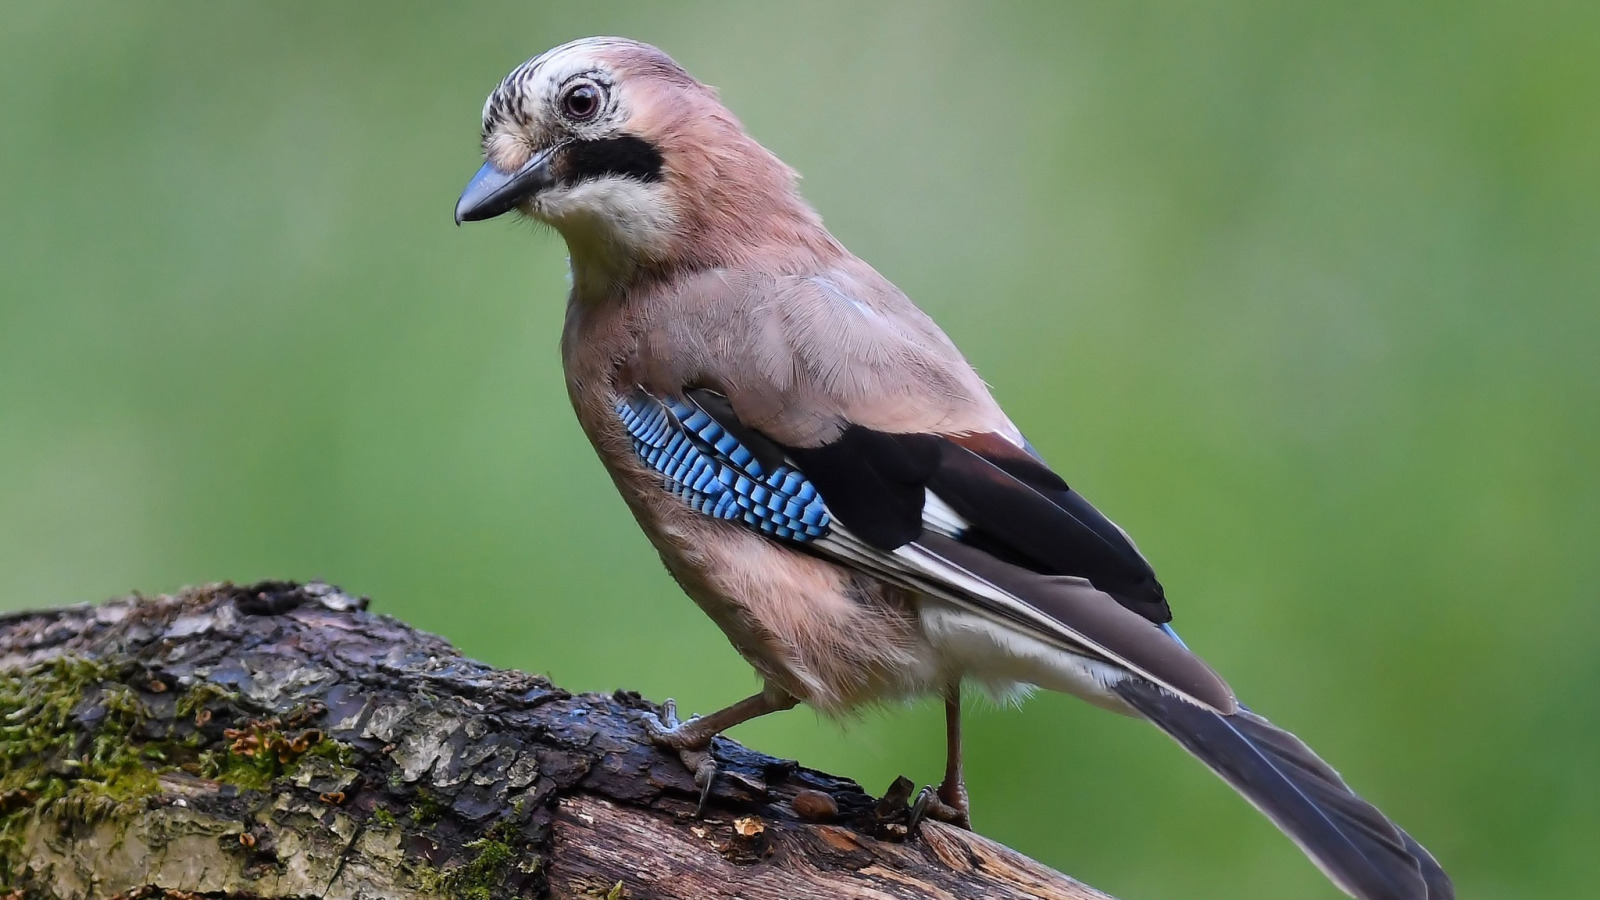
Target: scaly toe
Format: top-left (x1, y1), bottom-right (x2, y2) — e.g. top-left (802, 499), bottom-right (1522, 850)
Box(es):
top-left (642, 699), bottom-right (710, 751)
top-left (685, 749), bottom-right (718, 816)
top-left (909, 785), bottom-right (972, 833)
top-left (641, 701), bottom-right (721, 816)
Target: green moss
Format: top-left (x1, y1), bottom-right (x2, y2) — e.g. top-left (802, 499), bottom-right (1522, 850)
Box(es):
top-left (0, 657), bottom-right (164, 885)
top-left (195, 713), bottom-right (353, 791)
top-left (371, 807), bottom-right (399, 828)
top-left (175, 681), bottom-right (238, 721)
top-left (412, 820), bottom-right (531, 900)
top-left (0, 655), bottom-right (361, 889)
top-left (410, 787), bottom-right (447, 825)
top-left (196, 746), bottom-right (278, 792)
top-left (451, 836), bottom-right (513, 900)
top-left (308, 735), bottom-right (357, 766)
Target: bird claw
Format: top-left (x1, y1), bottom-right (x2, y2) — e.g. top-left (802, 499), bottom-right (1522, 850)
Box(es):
top-left (908, 784), bottom-right (972, 834)
top-left (684, 747), bottom-right (718, 816)
top-left (642, 698), bottom-right (709, 750)
top-left (643, 699), bottom-right (719, 816)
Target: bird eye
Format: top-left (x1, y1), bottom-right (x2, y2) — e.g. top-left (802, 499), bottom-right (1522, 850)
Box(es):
top-left (561, 83), bottom-right (602, 121)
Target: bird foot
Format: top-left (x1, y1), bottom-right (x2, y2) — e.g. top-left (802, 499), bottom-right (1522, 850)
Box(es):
top-left (641, 698), bottom-right (711, 750)
top-left (908, 782), bottom-right (972, 832)
top-left (642, 699), bottom-right (719, 816)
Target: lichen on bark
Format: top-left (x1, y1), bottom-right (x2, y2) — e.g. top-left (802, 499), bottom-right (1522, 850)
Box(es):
top-left (0, 581), bottom-right (1111, 900)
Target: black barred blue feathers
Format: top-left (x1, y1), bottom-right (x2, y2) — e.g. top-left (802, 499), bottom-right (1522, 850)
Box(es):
top-left (615, 390), bottom-right (831, 542)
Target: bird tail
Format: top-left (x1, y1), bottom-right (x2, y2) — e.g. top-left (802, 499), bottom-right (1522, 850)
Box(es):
top-left (1113, 677), bottom-right (1453, 900)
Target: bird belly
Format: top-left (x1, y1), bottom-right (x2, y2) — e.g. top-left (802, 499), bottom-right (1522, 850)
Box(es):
top-left (917, 598), bottom-right (1137, 715)
top-left (645, 510), bottom-right (943, 713)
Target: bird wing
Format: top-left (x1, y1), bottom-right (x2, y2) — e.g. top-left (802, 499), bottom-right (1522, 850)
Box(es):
top-left (614, 383), bottom-right (1235, 713)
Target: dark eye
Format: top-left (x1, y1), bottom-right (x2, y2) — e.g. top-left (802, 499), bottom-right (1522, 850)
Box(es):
top-left (561, 83), bottom-right (601, 121)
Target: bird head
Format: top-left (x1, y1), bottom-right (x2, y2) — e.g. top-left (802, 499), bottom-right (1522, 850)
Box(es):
top-left (456, 37), bottom-right (839, 296)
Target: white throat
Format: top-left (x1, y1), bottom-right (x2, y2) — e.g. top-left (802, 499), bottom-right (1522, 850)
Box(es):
top-left (533, 177), bottom-right (678, 303)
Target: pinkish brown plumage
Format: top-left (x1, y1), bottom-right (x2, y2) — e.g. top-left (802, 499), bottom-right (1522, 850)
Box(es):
top-left (455, 37), bottom-right (1452, 900)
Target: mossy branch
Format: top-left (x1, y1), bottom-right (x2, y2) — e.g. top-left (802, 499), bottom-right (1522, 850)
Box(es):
top-left (0, 582), bottom-right (1112, 900)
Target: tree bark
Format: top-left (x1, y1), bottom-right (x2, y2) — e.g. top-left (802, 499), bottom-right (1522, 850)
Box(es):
top-left (0, 581), bottom-right (1114, 900)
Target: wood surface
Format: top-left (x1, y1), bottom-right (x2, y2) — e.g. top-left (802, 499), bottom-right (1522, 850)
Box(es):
top-left (0, 581), bottom-right (1114, 900)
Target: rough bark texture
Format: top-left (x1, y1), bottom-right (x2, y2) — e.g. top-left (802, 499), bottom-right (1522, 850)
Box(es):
top-left (0, 581), bottom-right (1113, 900)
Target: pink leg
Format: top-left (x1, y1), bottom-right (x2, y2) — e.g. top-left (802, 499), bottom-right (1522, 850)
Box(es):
top-left (911, 683), bottom-right (972, 830)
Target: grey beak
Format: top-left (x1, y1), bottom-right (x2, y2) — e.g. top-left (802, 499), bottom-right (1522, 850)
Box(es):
top-left (454, 147), bottom-right (560, 224)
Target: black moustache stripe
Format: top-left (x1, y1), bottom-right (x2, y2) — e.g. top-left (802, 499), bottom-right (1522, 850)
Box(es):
top-left (564, 135), bottom-right (664, 184)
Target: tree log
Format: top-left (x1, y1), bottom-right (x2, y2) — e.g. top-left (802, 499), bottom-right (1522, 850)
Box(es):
top-left (0, 581), bottom-right (1113, 900)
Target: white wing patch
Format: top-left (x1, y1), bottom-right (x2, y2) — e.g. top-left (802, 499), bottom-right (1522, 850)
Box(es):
top-left (921, 491), bottom-right (968, 538)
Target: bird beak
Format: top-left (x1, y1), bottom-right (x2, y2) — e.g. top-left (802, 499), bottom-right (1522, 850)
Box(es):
top-left (454, 145), bottom-right (562, 224)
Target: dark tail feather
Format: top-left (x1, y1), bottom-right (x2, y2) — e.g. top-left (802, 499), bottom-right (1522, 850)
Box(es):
top-left (1114, 678), bottom-right (1453, 900)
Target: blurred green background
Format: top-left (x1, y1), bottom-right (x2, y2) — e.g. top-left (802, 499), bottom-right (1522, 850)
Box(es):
top-left (3, 3), bottom-right (1596, 897)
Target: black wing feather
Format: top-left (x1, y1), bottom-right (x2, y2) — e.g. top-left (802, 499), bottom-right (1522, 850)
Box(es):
top-left (781, 426), bottom-right (941, 550)
top-left (925, 441), bottom-right (1170, 622)
top-left (724, 414), bottom-right (1170, 623)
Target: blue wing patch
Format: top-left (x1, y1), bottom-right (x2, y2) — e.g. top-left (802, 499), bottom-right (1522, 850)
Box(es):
top-left (615, 389), bottom-right (831, 542)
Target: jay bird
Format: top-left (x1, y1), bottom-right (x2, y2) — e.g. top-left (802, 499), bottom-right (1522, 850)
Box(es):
top-left (455, 37), bottom-right (1451, 900)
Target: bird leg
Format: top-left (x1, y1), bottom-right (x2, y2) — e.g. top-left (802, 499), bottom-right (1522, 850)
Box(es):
top-left (644, 689), bottom-right (798, 815)
top-left (910, 683), bottom-right (972, 830)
